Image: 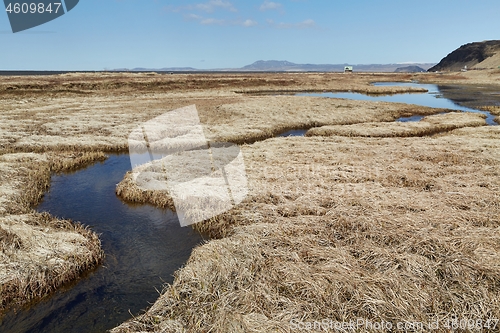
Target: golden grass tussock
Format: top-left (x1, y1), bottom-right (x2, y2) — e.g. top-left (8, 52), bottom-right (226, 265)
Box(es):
top-left (0, 153), bottom-right (104, 313)
top-left (0, 226), bottom-right (22, 252)
top-left (115, 171), bottom-right (175, 209)
top-left (0, 153), bottom-right (51, 216)
top-left (112, 128), bottom-right (500, 332)
top-left (479, 105), bottom-right (500, 115)
top-left (47, 151), bottom-right (108, 173)
top-left (0, 212), bottom-right (103, 313)
top-left (305, 112), bottom-right (487, 138)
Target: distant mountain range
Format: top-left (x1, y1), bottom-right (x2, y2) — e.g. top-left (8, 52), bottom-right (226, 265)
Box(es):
top-left (112, 60), bottom-right (436, 73)
top-left (429, 40), bottom-right (500, 72)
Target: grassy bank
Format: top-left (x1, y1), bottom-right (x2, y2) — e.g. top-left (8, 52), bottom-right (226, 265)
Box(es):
top-left (480, 106), bottom-right (500, 124)
top-left (480, 105), bottom-right (500, 115)
top-left (112, 127), bottom-right (500, 333)
top-left (200, 97), bottom-right (445, 144)
top-left (0, 212), bottom-right (103, 312)
top-left (115, 110), bottom-right (486, 212)
top-left (305, 112), bottom-right (486, 138)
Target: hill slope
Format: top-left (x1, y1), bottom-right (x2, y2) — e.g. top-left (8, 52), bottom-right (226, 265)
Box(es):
top-left (428, 40), bottom-right (500, 72)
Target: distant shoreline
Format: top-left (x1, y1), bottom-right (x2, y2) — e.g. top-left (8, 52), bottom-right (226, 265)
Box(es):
top-left (0, 70), bottom-right (386, 76)
top-left (0, 68), bottom-right (439, 76)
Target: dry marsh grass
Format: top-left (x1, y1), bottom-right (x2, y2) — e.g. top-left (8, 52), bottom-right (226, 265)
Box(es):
top-left (116, 174), bottom-right (175, 209)
top-left (116, 99), bottom-right (449, 209)
top-left (479, 105), bottom-right (500, 115)
top-left (0, 72), bottom-right (420, 97)
top-left (200, 97), bottom-right (446, 144)
top-left (0, 226), bottom-right (22, 252)
top-left (113, 126), bottom-right (500, 333)
top-left (306, 112), bottom-right (487, 138)
top-left (47, 151), bottom-right (108, 173)
top-left (0, 153), bottom-right (50, 216)
top-left (0, 212), bottom-right (103, 313)
top-left (0, 91), bottom-right (444, 153)
top-left (116, 110), bottom-right (486, 213)
top-left (107, 73), bottom-right (500, 332)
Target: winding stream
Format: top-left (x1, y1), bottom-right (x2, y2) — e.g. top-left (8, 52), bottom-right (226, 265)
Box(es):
top-left (0, 154), bottom-right (204, 333)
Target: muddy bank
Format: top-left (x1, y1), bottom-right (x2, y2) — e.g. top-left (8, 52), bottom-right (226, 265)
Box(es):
top-left (438, 84), bottom-right (500, 110)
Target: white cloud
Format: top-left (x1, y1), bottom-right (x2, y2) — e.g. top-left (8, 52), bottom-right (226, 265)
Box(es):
top-left (297, 19), bottom-right (316, 28)
top-left (268, 19), bottom-right (316, 29)
top-left (259, 1), bottom-right (282, 11)
top-left (185, 13), bottom-right (203, 20)
top-left (195, 0), bottom-right (237, 13)
top-left (170, 0), bottom-right (259, 28)
top-left (166, 0), bottom-right (237, 13)
top-left (188, 15), bottom-right (258, 27)
top-left (242, 19), bottom-right (258, 27)
top-left (200, 18), bottom-right (226, 25)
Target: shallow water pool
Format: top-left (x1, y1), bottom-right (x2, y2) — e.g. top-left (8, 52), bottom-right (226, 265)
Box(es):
top-left (277, 129), bottom-right (308, 137)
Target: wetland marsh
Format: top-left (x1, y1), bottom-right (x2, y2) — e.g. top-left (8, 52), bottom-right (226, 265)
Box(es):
top-left (0, 71), bottom-right (499, 333)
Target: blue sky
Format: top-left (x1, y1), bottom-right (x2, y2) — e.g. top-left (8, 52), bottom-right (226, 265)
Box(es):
top-left (1, 0), bottom-right (500, 70)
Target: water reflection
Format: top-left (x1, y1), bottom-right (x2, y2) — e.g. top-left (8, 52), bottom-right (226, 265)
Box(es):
top-left (277, 129), bottom-right (308, 137)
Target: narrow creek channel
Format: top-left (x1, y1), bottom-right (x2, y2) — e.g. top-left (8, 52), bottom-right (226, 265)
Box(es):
top-left (0, 154), bottom-right (205, 333)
